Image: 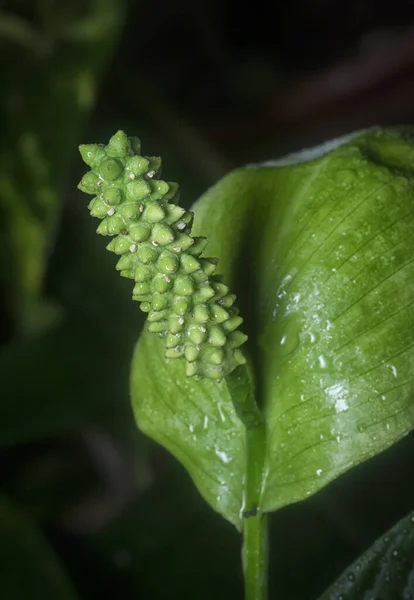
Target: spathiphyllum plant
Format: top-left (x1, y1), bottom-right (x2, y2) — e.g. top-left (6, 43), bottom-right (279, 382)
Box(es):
top-left (78, 127), bottom-right (414, 599)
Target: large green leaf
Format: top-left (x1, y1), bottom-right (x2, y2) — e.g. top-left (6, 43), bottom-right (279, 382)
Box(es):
top-left (319, 508), bottom-right (414, 599)
top-left (131, 333), bottom-right (245, 529)
top-left (0, 496), bottom-right (79, 599)
top-left (131, 127), bottom-right (414, 524)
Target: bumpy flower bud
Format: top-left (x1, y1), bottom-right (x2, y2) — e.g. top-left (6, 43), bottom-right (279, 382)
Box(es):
top-left (78, 130), bottom-right (247, 379)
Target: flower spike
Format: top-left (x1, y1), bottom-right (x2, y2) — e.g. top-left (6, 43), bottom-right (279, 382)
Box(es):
top-left (78, 130), bottom-right (247, 379)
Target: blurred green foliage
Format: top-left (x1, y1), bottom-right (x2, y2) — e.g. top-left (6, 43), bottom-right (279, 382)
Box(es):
top-left (0, 0), bottom-right (124, 333)
top-left (0, 496), bottom-right (80, 599)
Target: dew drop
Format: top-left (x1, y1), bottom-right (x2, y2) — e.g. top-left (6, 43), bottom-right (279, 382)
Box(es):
top-left (326, 382), bottom-right (349, 413)
top-left (316, 469), bottom-right (323, 476)
top-left (365, 221), bottom-right (372, 235)
top-left (217, 403), bottom-right (226, 423)
top-left (278, 319), bottom-right (301, 357)
top-left (387, 364), bottom-right (398, 378)
top-left (318, 355), bottom-right (328, 369)
top-left (215, 448), bottom-right (231, 464)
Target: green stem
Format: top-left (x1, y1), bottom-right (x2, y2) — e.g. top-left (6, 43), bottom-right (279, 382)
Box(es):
top-left (242, 423), bottom-right (268, 600)
top-left (226, 366), bottom-right (268, 600)
top-left (243, 510), bottom-right (268, 600)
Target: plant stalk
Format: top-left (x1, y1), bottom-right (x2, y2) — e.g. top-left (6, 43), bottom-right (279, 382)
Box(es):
top-left (243, 510), bottom-right (268, 600)
top-left (226, 366), bottom-right (268, 599)
top-left (242, 423), bottom-right (268, 600)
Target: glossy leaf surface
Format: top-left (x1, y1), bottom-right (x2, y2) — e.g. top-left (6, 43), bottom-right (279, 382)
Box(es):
top-left (131, 128), bottom-right (414, 524)
top-left (319, 509), bottom-right (414, 599)
top-left (131, 333), bottom-right (245, 528)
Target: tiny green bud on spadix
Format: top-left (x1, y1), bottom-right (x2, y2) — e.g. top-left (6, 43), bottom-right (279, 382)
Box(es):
top-left (78, 130), bottom-right (247, 379)
top-left (79, 144), bottom-right (106, 168)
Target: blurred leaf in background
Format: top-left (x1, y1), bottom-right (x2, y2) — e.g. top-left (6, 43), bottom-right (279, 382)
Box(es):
top-left (0, 496), bottom-right (80, 599)
top-left (0, 0), bottom-right (124, 337)
top-left (319, 507), bottom-right (414, 599)
top-left (0, 2), bottom-right (139, 598)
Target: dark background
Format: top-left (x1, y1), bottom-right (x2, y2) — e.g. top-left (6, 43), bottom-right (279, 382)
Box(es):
top-left (2, 1), bottom-right (414, 598)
